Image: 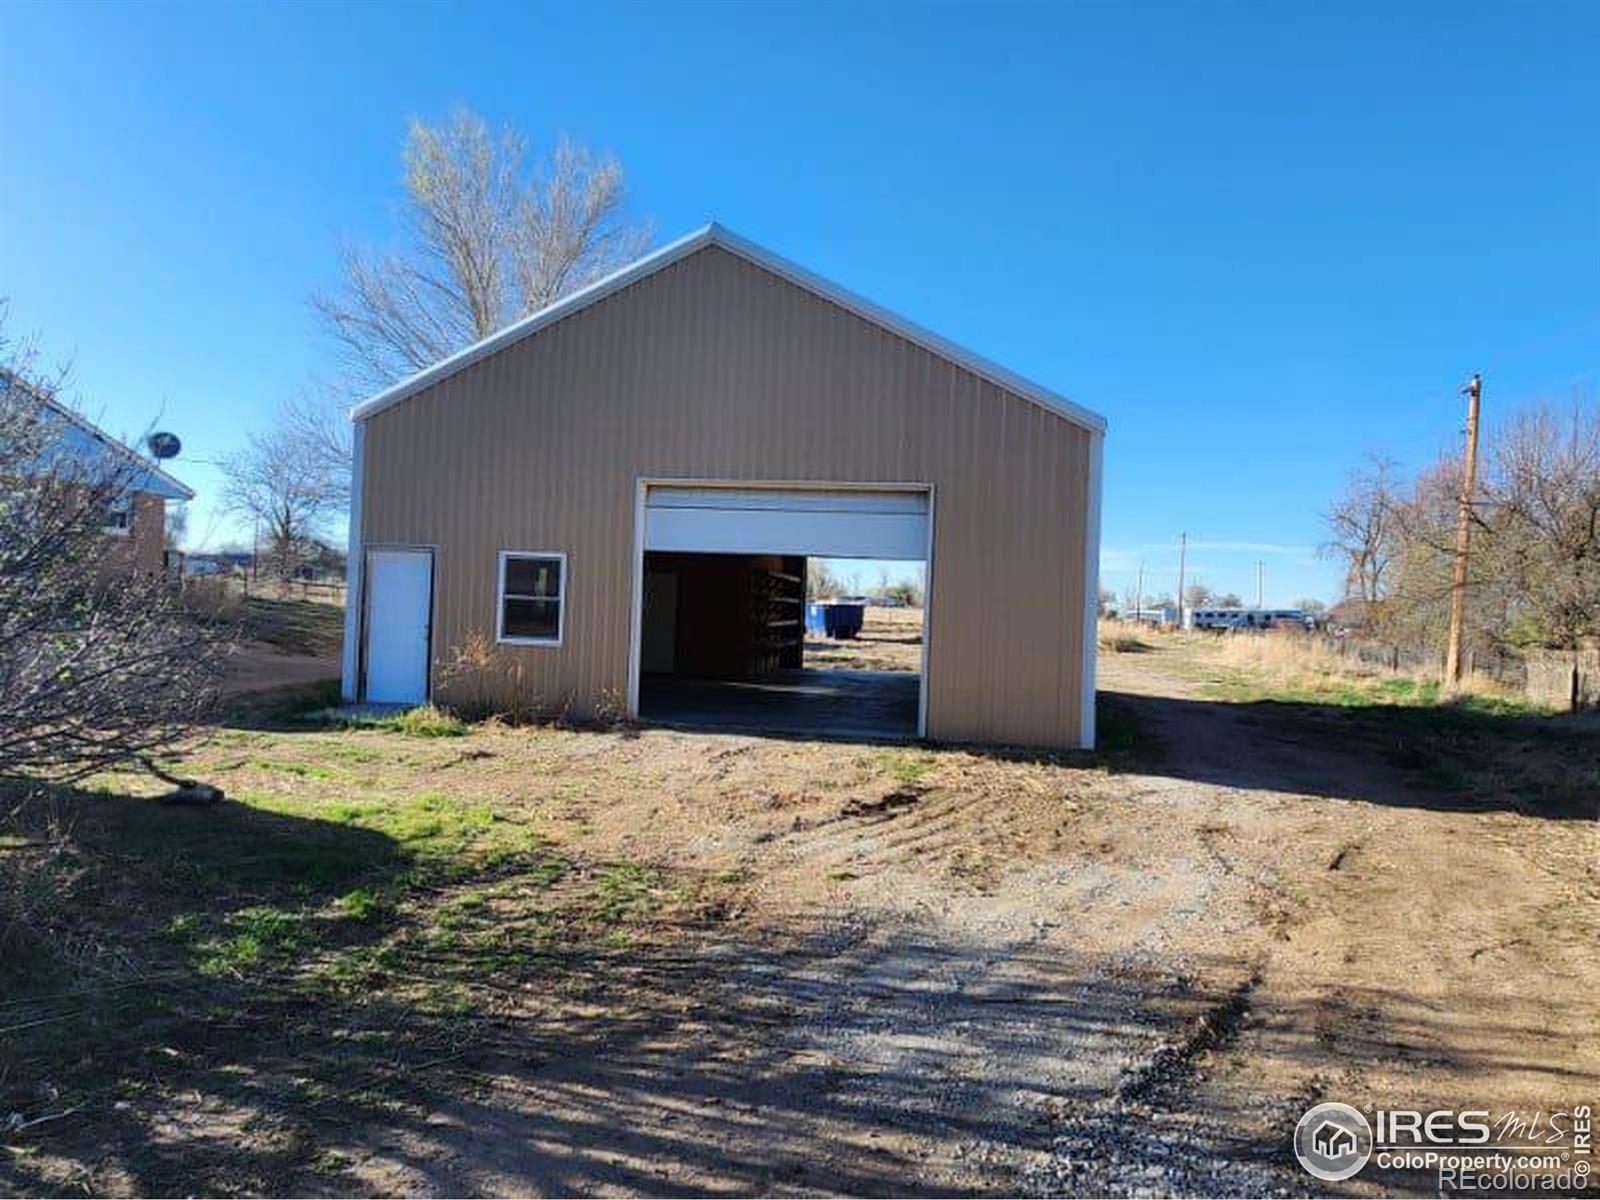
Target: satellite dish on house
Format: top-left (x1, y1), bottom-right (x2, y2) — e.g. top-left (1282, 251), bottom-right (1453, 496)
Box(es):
top-left (147, 431), bottom-right (181, 460)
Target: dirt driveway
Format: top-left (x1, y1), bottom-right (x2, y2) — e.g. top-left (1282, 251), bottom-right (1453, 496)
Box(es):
top-left (4, 639), bottom-right (1594, 1196)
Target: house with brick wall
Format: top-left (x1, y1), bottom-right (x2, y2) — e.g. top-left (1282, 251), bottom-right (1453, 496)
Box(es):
top-left (3, 370), bottom-right (194, 574)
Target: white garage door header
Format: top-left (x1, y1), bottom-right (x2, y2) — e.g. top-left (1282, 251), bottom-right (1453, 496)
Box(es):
top-left (644, 484), bottom-right (930, 560)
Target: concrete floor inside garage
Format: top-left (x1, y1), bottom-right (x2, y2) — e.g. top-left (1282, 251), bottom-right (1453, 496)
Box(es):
top-left (638, 668), bottom-right (920, 741)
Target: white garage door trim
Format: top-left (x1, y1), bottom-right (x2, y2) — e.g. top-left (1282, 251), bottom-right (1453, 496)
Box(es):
top-left (628, 479), bottom-right (935, 737)
top-left (645, 485), bottom-right (929, 560)
top-left (361, 546), bottom-right (434, 704)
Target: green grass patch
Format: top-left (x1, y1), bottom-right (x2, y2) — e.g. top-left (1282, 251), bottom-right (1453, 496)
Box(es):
top-left (593, 863), bottom-right (661, 923)
top-left (521, 859), bottom-right (568, 887)
top-left (0, 716), bottom-right (747, 1173)
top-left (267, 678), bottom-right (345, 721)
top-left (247, 786), bottom-right (529, 872)
top-left (381, 790), bottom-right (496, 854)
top-left (190, 906), bottom-right (311, 977)
top-left (1203, 662), bottom-right (1549, 717)
top-left (333, 705), bottom-right (470, 737)
top-left (336, 887), bottom-right (391, 923)
top-left (252, 758), bottom-right (341, 780)
top-left (865, 751), bottom-right (939, 785)
top-left (382, 706), bottom-right (470, 737)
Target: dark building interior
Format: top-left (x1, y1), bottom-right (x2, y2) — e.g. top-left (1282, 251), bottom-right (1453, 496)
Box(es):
top-left (640, 552), bottom-right (806, 680)
top-left (637, 550), bottom-right (919, 740)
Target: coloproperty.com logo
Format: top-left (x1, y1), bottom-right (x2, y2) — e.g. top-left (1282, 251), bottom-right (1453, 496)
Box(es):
top-left (1293, 1100), bottom-right (1594, 1191)
top-left (1293, 1102), bottom-right (1374, 1181)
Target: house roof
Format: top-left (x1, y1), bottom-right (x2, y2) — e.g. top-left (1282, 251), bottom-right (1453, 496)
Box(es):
top-left (350, 223), bottom-right (1107, 435)
top-left (2, 368), bottom-right (195, 501)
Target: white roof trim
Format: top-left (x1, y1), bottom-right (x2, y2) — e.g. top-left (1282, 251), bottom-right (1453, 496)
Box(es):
top-left (44, 394), bottom-right (196, 501)
top-left (350, 223), bottom-right (1107, 435)
top-left (3, 370), bottom-right (196, 501)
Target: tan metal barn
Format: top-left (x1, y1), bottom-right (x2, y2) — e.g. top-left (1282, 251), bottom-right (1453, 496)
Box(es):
top-left (340, 224), bottom-right (1106, 749)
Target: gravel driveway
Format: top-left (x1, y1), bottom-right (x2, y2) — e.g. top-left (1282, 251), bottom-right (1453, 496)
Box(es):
top-left (13, 637), bottom-right (1591, 1197)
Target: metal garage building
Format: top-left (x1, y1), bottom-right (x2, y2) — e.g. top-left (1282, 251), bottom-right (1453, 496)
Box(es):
top-left (340, 224), bottom-right (1106, 749)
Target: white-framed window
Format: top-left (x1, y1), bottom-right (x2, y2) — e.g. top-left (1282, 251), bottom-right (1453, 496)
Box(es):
top-left (102, 496), bottom-right (131, 537)
top-left (496, 551), bottom-right (566, 646)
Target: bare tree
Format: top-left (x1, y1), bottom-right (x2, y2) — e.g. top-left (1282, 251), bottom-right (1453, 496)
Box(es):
top-left (1216, 591), bottom-right (1245, 608)
top-left (1323, 394), bottom-right (1600, 657)
top-left (874, 573), bottom-right (924, 608)
top-left (1183, 581), bottom-right (1214, 609)
top-left (1483, 399), bottom-right (1600, 647)
top-left (313, 109), bottom-right (650, 395)
top-left (221, 415), bottom-right (342, 578)
top-left (0, 315), bottom-right (227, 783)
top-left (281, 388), bottom-right (353, 508)
top-left (1324, 455), bottom-right (1399, 609)
top-left (516, 136), bottom-right (649, 309)
top-left (1381, 453), bottom-right (1467, 645)
top-left (807, 560), bottom-right (842, 601)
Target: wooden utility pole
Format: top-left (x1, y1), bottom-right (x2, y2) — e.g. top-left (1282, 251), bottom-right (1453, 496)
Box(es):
top-left (1256, 560), bottom-right (1264, 609)
top-left (1135, 561), bottom-right (1145, 622)
top-left (1176, 532), bottom-right (1187, 627)
top-left (1444, 373), bottom-right (1483, 686)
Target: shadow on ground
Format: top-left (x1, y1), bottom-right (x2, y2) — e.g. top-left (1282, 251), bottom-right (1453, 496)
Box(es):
top-left (3, 753), bottom-right (1592, 1195)
top-left (1092, 688), bottom-right (1598, 821)
top-left (640, 669), bottom-right (920, 743)
top-left (1, 775), bottom-right (1229, 1196)
top-left (6, 887), bottom-right (1579, 1195)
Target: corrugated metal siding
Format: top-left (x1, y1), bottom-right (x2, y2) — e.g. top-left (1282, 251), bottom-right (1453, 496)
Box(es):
top-left (362, 245), bottom-right (1092, 747)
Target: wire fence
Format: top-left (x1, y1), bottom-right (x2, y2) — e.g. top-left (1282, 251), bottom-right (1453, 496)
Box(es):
top-left (1316, 633), bottom-right (1528, 690)
top-left (188, 571), bottom-right (347, 607)
top-left (1260, 631), bottom-right (1600, 709)
top-left (237, 576), bottom-right (347, 607)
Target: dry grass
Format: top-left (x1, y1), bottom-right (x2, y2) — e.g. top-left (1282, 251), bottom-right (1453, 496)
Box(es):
top-left (181, 578), bottom-right (344, 659)
top-left (1207, 628), bottom-right (1531, 712)
top-left (803, 605), bottom-right (923, 672)
top-left (180, 576), bottom-right (249, 622)
top-left (1214, 628), bottom-right (1358, 676)
top-left (1097, 619), bottom-right (1151, 654)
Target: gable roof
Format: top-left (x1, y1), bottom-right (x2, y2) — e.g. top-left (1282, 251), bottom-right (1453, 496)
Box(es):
top-left (349, 223), bottom-right (1106, 435)
top-left (1, 368), bottom-right (195, 501)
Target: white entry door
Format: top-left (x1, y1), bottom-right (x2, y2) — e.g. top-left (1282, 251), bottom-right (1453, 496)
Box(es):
top-left (363, 548), bottom-right (433, 704)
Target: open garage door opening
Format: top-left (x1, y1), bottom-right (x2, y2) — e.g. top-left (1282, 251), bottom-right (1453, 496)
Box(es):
top-left (633, 484), bottom-right (930, 741)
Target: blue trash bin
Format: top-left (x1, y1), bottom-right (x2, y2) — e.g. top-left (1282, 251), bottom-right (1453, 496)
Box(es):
top-left (824, 602), bottom-right (865, 639)
top-left (805, 602), bottom-right (827, 636)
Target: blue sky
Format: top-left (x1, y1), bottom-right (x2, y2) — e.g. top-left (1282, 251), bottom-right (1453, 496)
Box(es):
top-left (4, 1), bottom-right (1596, 605)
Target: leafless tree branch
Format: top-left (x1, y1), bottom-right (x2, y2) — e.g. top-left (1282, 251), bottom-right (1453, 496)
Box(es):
top-left (0, 311), bottom-right (229, 784)
top-left (312, 109), bottom-right (651, 398)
